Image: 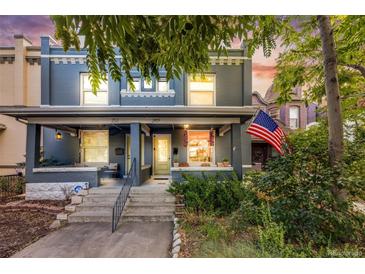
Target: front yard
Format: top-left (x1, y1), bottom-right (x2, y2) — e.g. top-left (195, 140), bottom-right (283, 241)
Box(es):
top-left (0, 198), bottom-right (67, 257)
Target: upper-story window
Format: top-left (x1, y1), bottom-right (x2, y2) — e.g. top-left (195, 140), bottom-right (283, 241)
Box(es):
top-left (289, 106), bottom-right (300, 129)
top-left (188, 74), bottom-right (216, 106)
top-left (157, 78), bottom-right (169, 92)
top-left (127, 78), bottom-right (141, 91)
top-left (80, 73), bottom-right (108, 105)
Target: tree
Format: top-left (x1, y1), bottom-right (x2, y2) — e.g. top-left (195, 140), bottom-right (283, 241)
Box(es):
top-left (51, 16), bottom-right (284, 90)
top-left (274, 16), bottom-right (364, 172)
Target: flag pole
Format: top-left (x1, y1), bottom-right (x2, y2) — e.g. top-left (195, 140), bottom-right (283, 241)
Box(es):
top-left (246, 108), bottom-right (261, 130)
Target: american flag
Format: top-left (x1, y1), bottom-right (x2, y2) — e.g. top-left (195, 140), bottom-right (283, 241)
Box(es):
top-left (247, 110), bottom-right (286, 155)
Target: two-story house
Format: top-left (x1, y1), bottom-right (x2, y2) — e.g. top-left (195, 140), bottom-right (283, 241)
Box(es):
top-left (0, 35), bottom-right (41, 175)
top-left (0, 36), bottom-right (256, 200)
top-left (252, 84), bottom-right (318, 167)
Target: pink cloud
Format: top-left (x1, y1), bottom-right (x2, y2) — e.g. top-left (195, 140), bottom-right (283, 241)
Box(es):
top-left (0, 16), bottom-right (54, 46)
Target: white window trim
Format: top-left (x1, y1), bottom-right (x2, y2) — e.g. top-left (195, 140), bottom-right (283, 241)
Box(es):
top-left (80, 130), bottom-right (109, 165)
top-left (289, 106), bottom-right (300, 129)
top-left (80, 73), bottom-right (108, 106)
top-left (187, 130), bottom-right (215, 166)
top-left (187, 74), bottom-right (216, 106)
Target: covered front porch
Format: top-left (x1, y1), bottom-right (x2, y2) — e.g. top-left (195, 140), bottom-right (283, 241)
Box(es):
top-left (0, 106), bottom-right (256, 199)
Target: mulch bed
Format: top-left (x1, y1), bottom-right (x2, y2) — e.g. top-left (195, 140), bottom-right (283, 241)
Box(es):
top-left (0, 198), bottom-right (67, 258)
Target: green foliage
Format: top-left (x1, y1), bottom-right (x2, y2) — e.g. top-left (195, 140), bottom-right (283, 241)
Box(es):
top-left (274, 16), bottom-right (365, 121)
top-left (245, 123), bottom-right (365, 245)
top-left (51, 15), bottom-right (285, 92)
top-left (168, 173), bottom-right (247, 215)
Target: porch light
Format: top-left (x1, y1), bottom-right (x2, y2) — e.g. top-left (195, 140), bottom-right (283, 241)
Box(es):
top-left (55, 131), bottom-right (63, 141)
top-left (183, 124), bottom-right (189, 129)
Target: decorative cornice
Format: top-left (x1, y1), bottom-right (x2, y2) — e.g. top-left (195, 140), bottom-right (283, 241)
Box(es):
top-left (25, 56), bottom-right (41, 65)
top-left (42, 54), bottom-right (251, 66)
top-left (120, 89), bottom-right (175, 98)
top-left (0, 55), bottom-right (15, 64)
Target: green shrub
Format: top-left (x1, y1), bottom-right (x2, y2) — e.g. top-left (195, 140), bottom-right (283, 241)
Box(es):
top-left (168, 173), bottom-right (247, 215)
top-left (246, 123), bottom-right (365, 245)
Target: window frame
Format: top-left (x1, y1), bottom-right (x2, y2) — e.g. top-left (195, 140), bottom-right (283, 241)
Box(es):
top-left (187, 73), bottom-right (216, 106)
top-left (80, 73), bottom-right (109, 106)
top-left (157, 78), bottom-right (169, 92)
top-left (187, 130), bottom-right (215, 166)
top-left (289, 106), bottom-right (300, 129)
top-left (127, 77), bottom-right (142, 92)
top-left (80, 130), bottom-right (109, 164)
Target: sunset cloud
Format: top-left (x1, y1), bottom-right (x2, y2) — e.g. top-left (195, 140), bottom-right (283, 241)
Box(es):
top-left (0, 16), bottom-right (54, 46)
top-left (252, 63), bottom-right (277, 78)
top-left (0, 15), bottom-right (278, 94)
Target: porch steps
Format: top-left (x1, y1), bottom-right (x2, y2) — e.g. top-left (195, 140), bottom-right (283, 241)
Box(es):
top-left (68, 186), bottom-right (121, 223)
top-left (122, 185), bottom-right (175, 223)
top-left (67, 184), bottom-right (175, 224)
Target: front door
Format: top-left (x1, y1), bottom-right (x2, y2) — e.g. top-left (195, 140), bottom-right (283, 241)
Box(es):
top-left (153, 134), bottom-right (171, 175)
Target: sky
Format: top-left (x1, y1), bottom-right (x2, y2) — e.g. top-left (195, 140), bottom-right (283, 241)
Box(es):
top-left (0, 15), bottom-right (279, 95)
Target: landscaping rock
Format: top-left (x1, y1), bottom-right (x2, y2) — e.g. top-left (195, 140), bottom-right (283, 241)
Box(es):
top-left (172, 245), bottom-right (180, 254)
top-left (56, 213), bottom-right (68, 221)
top-left (71, 196), bottom-right (83, 205)
top-left (78, 189), bottom-right (89, 196)
top-left (173, 253), bottom-right (178, 258)
top-left (173, 238), bottom-right (181, 248)
top-left (173, 233), bottom-right (180, 242)
top-left (65, 205), bottom-right (76, 212)
top-left (49, 220), bottom-right (62, 229)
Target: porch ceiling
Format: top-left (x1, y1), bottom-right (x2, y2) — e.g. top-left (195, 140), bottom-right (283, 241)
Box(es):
top-left (0, 105), bottom-right (257, 117)
top-left (0, 105), bottom-right (257, 125)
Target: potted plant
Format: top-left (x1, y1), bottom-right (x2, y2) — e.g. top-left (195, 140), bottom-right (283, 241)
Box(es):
top-left (173, 154), bottom-right (179, 167)
top-left (222, 158), bottom-right (230, 167)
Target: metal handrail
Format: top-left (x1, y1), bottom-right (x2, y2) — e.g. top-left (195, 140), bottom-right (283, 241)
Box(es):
top-left (111, 158), bottom-right (136, 232)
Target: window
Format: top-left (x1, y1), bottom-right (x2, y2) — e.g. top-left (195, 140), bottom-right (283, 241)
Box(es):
top-left (188, 74), bottom-right (215, 106)
top-left (158, 79), bottom-right (169, 92)
top-left (289, 106), bottom-right (300, 129)
top-left (81, 130), bottom-right (109, 163)
top-left (81, 74), bottom-right (108, 105)
top-left (187, 130), bottom-right (214, 165)
top-left (143, 79), bottom-right (153, 90)
top-left (127, 78), bottom-right (141, 91)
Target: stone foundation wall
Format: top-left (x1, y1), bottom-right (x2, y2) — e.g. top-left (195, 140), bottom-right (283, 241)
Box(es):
top-left (26, 182), bottom-right (89, 200)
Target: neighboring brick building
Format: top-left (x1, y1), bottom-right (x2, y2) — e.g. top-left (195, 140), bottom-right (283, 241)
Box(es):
top-left (251, 84), bottom-right (317, 167)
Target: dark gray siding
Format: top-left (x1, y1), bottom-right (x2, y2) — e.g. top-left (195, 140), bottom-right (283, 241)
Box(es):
top-left (43, 127), bottom-right (80, 165)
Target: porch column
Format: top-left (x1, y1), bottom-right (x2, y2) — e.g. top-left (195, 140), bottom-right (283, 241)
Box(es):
top-left (25, 124), bottom-right (41, 180)
top-left (231, 121), bottom-right (252, 179)
top-left (130, 123), bottom-right (142, 185)
top-left (241, 121), bottom-right (252, 175)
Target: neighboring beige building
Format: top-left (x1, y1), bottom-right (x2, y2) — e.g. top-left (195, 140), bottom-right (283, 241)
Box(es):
top-left (0, 35), bottom-right (40, 175)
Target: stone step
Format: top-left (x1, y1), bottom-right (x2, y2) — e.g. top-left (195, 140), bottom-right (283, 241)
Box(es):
top-left (68, 211), bottom-right (112, 223)
top-left (121, 212), bottom-right (174, 222)
top-left (127, 201), bottom-right (176, 208)
top-left (88, 187), bottom-right (122, 195)
top-left (129, 196), bottom-right (176, 203)
top-left (83, 196), bottom-right (119, 203)
top-left (76, 203), bottom-right (114, 212)
top-left (130, 187), bottom-right (169, 194)
top-left (124, 207), bottom-right (175, 215)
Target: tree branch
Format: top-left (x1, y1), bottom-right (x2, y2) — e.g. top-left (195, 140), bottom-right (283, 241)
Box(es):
top-left (340, 63), bottom-right (365, 78)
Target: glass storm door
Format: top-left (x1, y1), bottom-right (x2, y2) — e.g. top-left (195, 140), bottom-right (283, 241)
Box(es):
top-left (153, 134), bottom-right (171, 175)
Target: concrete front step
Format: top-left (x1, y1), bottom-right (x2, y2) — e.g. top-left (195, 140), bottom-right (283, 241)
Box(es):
top-left (76, 204), bottom-right (114, 212)
top-left (68, 211), bottom-right (112, 223)
top-left (124, 207), bottom-right (175, 215)
top-left (88, 187), bottom-right (122, 195)
top-left (129, 196), bottom-right (176, 203)
top-left (83, 196), bottom-right (119, 203)
top-left (121, 212), bottom-right (174, 222)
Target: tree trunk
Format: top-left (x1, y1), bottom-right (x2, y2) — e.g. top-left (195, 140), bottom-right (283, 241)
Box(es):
top-left (317, 15), bottom-right (344, 167)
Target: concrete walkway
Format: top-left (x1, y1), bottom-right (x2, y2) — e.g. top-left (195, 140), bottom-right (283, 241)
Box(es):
top-left (13, 222), bottom-right (173, 258)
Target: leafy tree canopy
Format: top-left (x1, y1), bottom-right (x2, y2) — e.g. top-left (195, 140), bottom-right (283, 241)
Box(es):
top-left (274, 16), bottom-right (365, 122)
top-left (51, 15), bottom-right (285, 91)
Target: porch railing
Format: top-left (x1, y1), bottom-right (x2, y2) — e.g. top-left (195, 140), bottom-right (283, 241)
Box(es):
top-left (0, 174), bottom-right (25, 199)
top-left (112, 158), bottom-right (136, 232)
